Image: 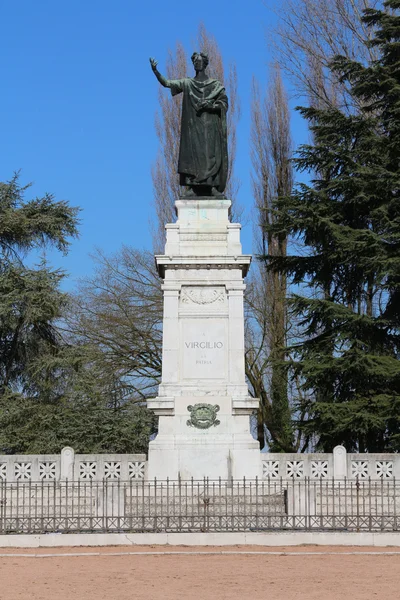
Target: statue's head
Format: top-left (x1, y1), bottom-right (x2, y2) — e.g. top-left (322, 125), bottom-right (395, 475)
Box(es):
top-left (191, 52), bottom-right (209, 71)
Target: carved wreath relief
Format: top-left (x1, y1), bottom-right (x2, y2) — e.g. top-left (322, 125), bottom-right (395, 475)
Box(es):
top-left (187, 403), bottom-right (220, 429)
top-left (181, 287), bottom-right (225, 305)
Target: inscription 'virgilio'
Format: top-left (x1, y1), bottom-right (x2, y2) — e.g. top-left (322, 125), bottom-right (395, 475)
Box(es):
top-left (185, 341), bottom-right (223, 349)
top-left (181, 287), bottom-right (225, 305)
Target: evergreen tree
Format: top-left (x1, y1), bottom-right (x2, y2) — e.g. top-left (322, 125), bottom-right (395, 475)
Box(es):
top-left (268, 0), bottom-right (400, 452)
top-left (0, 174), bottom-right (157, 454)
top-left (0, 174), bottom-right (79, 395)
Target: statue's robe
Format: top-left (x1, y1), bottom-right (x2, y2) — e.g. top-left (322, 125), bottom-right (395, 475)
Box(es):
top-left (169, 78), bottom-right (228, 193)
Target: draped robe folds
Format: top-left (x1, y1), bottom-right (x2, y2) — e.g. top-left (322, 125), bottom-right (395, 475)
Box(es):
top-left (169, 78), bottom-right (228, 193)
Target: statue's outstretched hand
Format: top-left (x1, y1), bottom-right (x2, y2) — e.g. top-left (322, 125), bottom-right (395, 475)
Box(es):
top-left (149, 57), bottom-right (158, 71)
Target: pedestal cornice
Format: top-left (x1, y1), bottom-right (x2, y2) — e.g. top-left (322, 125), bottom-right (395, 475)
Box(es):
top-left (155, 255), bottom-right (252, 278)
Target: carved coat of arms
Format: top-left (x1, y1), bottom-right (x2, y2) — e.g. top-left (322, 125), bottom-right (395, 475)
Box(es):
top-left (187, 403), bottom-right (220, 429)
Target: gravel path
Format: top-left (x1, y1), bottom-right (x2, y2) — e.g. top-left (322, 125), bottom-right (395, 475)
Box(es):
top-left (0, 545), bottom-right (398, 600)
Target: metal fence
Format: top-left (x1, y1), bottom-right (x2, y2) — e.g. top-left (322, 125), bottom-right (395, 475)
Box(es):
top-left (0, 477), bottom-right (399, 534)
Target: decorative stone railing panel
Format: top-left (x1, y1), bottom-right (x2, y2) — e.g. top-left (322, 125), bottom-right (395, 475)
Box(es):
top-left (0, 455), bottom-right (61, 483)
top-left (0, 449), bottom-right (147, 482)
top-left (262, 453), bottom-right (333, 479)
top-left (261, 448), bottom-right (400, 480)
top-left (348, 454), bottom-right (400, 479)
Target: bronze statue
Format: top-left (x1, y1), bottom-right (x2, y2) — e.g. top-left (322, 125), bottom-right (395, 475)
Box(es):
top-left (150, 52), bottom-right (228, 198)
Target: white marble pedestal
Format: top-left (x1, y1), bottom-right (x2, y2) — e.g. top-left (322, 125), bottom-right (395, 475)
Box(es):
top-left (147, 200), bottom-right (261, 480)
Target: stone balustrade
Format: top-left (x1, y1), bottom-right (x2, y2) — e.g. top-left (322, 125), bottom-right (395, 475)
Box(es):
top-left (0, 445), bottom-right (398, 482)
top-left (261, 446), bottom-right (398, 480)
top-left (0, 448), bottom-right (147, 482)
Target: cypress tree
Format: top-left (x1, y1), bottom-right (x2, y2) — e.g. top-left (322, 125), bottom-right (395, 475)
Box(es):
top-left (268, 0), bottom-right (400, 451)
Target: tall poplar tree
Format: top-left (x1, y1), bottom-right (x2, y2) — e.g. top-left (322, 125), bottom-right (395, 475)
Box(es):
top-left (248, 67), bottom-right (296, 451)
top-left (268, 0), bottom-right (400, 452)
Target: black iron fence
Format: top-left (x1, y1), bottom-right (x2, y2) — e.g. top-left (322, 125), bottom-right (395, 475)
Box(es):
top-left (0, 477), bottom-right (399, 534)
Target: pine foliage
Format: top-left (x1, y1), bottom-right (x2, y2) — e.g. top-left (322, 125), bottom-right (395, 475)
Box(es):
top-left (0, 175), bottom-right (157, 453)
top-left (268, 0), bottom-right (400, 451)
top-left (0, 174), bottom-right (79, 396)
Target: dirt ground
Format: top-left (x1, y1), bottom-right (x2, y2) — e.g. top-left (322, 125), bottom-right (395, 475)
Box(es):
top-left (0, 545), bottom-right (399, 600)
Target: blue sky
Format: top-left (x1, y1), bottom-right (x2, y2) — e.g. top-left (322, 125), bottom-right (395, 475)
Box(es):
top-left (1, 0), bottom-right (308, 289)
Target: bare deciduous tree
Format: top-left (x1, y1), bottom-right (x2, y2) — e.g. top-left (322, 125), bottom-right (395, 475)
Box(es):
top-left (67, 247), bottom-right (163, 403)
top-left (247, 65), bottom-right (296, 452)
top-left (270, 0), bottom-right (382, 110)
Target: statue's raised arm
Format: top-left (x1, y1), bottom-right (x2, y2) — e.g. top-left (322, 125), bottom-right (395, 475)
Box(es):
top-left (149, 57), bottom-right (170, 88)
top-left (150, 51), bottom-right (228, 199)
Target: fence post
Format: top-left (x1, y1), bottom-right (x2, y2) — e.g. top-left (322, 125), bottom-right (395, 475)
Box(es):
top-left (61, 447), bottom-right (75, 481)
top-left (333, 445), bottom-right (347, 479)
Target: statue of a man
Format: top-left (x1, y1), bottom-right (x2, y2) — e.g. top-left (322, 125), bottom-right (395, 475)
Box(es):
top-left (150, 52), bottom-right (228, 198)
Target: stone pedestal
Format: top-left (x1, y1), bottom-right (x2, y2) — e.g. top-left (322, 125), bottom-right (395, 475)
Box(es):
top-left (147, 200), bottom-right (261, 480)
